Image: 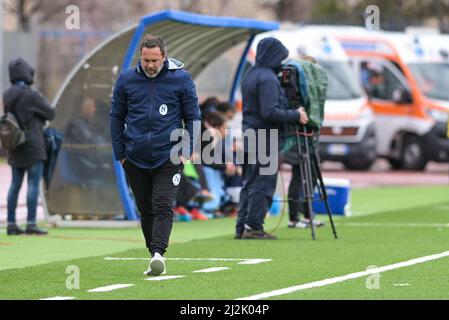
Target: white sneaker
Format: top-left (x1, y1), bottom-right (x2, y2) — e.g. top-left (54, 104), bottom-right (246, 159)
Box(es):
top-left (288, 220), bottom-right (309, 229)
top-left (143, 253), bottom-right (166, 276)
top-left (288, 219), bottom-right (325, 229)
top-left (303, 218), bottom-right (325, 228)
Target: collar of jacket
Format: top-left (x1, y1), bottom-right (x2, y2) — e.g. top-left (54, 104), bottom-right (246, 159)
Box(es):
top-left (136, 57), bottom-right (185, 79)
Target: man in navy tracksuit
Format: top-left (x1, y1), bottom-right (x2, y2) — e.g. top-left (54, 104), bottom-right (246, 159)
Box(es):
top-left (110, 35), bottom-right (201, 275)
top-left (235, 37), bottom-right (309, 240)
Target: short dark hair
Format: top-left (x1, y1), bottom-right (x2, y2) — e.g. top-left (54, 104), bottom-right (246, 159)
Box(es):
top-left (216, 102), bottom-right (235, 114)
top-left (204, 111), bottom-right (226, 128)
top-left (200, 96), bottom-right (220, 116)
top-left (140, 34), bottom-right (167, 56)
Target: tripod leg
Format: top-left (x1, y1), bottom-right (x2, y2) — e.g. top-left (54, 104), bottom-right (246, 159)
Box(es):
top-left (299, 154), bottom-right (316, 240)
top-left (295, 139), bottom-right (313, 239)
top-left (296, 126), bottom-right (316, 240)
top-left (310, 142), bottom-right (338, 239)
top-left (305, 166), bottom-right (316, 241)
top-left (301, 127), bottom-right (317, 240)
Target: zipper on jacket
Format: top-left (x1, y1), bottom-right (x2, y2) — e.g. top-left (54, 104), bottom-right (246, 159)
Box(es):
top-left (147, 79), bottom-right (154, 142)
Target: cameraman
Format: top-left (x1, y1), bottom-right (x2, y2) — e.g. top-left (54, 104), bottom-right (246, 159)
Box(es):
top-left (283, 55), bottom-right (325, 229)
top-left (235, 37), bottom-right (308, 240)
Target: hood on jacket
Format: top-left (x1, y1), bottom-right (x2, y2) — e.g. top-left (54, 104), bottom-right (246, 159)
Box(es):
top-left (255, 37), bottom-right (289, 70)
top-left (136, 57), bottom-right (185, 77)
top-left (167, 58), bottom-right (184, 70)
top-left (9, 58), bottom-right (35, 85)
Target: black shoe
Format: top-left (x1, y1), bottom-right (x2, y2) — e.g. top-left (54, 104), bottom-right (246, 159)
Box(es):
top-left (234, 233), bottom-right (243, 239)
top-left (7, 225), bottom-right (25, 236)
top-left (25, 225), bottom-right (48, 235)
top-left (242, 229), bottom-right (277, 240)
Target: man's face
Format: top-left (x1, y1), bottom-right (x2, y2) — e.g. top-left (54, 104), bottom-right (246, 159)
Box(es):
top-left (225, 110), bottom-right (236, 121)
top-left (370, 74), bottom-right (384, 85)
top-left (140, 47), bottom-right (166, 77)
top-left (81, 98), bottom-right (96, 119)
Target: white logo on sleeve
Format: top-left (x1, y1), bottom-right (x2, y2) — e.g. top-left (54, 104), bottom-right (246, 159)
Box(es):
top-left (159, 104), bottom-right (168, 116)
top-left (172, 173), bottom-right (181, 186)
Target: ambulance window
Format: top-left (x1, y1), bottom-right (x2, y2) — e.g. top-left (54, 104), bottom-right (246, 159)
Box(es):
top-left (391, 62), bottom-right (405, 75)
top-left (361, 61), bottom-right (408, 101)
top-left (384, 67), bottom-right (408, 100)
top-left (409, 63), bottom-right (449, 100)
top-left (320, 61), bottom-right (362, 99)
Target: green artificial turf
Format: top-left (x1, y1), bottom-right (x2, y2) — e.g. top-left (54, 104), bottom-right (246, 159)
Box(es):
top-left (0, 186), bottom-right (448, 300)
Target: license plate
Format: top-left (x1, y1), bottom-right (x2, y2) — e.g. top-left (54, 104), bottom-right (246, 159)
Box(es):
top-left (328, 144), bottom-right (349, 156)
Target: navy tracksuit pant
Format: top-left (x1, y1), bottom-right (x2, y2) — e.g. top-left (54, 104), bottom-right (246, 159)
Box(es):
top-left (235, 155), bottom-right (277, 236)
top-left (123, 159), bottom-right (183, 256)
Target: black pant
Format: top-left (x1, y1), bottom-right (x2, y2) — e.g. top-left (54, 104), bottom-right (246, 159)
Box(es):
top-left (288, 165), bottom-right (314, 221)
top-left (123, 159), bottom-right (183, 256)
top-left (236, 157), bottom-right (277, 235)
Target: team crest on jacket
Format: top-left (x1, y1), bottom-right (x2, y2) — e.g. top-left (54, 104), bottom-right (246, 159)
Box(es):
top-left (159, 104), bottom-right (168, 116)
top-left (172, 173), bottom-right (181, 186)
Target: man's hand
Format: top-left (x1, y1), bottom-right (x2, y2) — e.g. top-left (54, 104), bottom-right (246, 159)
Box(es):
top-left (225, 164), bottom-right (237, 176)
top-left (120, 159), bottom-right (126, 166)
top-left (191, 152), bottom-right (200, 163)
top-left (180, 155), bottom-right (191, 165)
top-left (297, 107), bottom-right (309, 125)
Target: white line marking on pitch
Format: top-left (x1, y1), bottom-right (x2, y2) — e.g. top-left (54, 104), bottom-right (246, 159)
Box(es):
top-left (104, 257), bottom-right (150, 261)
top-left (88, 284), bottom-right (134, 292)
top-left (393, 283), bottom-right (410, 287)
top-left (236, 249), bottom-right (449, 300)
top-left (40, 296), bottom-right (75, 300)
top-left (145, 275), bottom-right (185, 281)
top-left (193, 267), bottom-right (230, 273)
top-left (338, 222), bottom-right (449, 228)
top-left (238, 259), bottom-right (271, 265)
top-left (104, 257), bottom-right (271, 264)
top-left (435, 205), bottom-right (449, 211)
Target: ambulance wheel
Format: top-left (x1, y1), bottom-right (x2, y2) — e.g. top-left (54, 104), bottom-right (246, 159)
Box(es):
top-left (343, 158), bottom-right (374, 171)
top-left (401, 135), bottom-right (427, 171)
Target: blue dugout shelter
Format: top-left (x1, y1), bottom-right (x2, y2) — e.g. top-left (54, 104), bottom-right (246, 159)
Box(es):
top-left (44, 10), bottom-right (278, 220)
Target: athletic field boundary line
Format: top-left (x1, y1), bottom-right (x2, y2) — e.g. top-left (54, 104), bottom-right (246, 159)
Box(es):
top-left (337, 222), bottom-right (449, 228)
top-left (236, 249), bottom-right (449, 300)
top-left (104, 257), bottom-right (272, 265)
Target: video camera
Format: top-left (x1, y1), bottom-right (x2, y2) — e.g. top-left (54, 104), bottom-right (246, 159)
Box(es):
top-left (278, 60), bottom-right (328, 130)
top-left (278, 65), bottom-right (303, 110)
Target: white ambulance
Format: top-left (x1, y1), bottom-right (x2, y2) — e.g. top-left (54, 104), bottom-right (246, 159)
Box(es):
top-left (329, 27), bottom-right (449, 170)
top-left (244, 27), bottom-right (376, 170)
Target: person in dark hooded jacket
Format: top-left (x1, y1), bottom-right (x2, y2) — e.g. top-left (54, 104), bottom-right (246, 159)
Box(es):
top-left (235, 37), bottom-right (309, 240)
top-left (3, 58), bottom-right (55, 235)
top-left (110, 35), bottom-right (201, 276)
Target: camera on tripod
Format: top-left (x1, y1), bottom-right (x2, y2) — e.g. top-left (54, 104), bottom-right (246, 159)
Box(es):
top-left (279, 65), bottom-right (302, 109)
top-left (277, 59), bottom-right (338, 240)
top-left (278, 60), bottom-right (327, 131)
